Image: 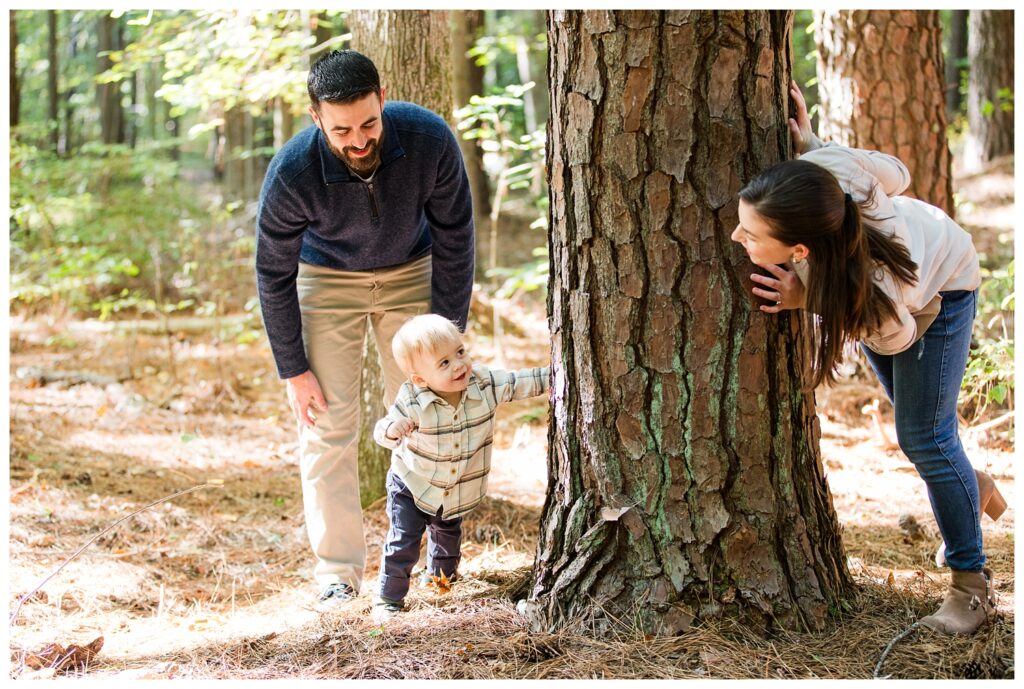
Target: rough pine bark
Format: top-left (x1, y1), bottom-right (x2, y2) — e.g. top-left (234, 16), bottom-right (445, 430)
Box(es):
top-left (965, 10), bottom-right (1014, 171)
top-left (350, 10), bottom-right (455, 507)
top-left (351, 10), bottom-right (453, 120)
top-left (815, 10), bottom-right (953, 216)
top-left (526, 9), bottom-right (852, 637)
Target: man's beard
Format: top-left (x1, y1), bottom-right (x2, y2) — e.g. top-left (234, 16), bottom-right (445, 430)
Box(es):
top-left (324, 130), bottom-right (383, 176)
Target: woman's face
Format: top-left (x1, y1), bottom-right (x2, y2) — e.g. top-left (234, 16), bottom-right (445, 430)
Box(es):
top-left (732, 200), bottom-right (797, 266)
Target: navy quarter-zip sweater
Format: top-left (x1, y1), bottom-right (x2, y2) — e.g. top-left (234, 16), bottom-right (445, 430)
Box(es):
top-left (255, 101), bottom-right (475, 379)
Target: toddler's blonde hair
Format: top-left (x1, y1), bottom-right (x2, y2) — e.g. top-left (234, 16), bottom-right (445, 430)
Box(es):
top-left (392, 314), bottom-right (464, 377)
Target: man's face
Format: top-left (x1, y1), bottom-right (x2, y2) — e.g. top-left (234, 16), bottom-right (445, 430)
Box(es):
top-left (310, 90), bottom-right (386, 176)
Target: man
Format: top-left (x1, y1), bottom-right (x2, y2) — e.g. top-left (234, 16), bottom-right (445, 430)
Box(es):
top-left (255, 50), bottom-right (475, 608)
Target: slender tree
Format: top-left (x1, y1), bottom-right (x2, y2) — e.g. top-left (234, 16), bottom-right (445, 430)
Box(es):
top-left (349, 9), bottom-right (456, 507)
top-left (965, 10), bottom-right (1014, 171)
top-left (47, 10), bottom-right (59, 151)
top-left (97, 11), bottom-right (125, 145)
top-left (945, 10), bottom-right (968, 121)
top-left (10, 11), bottom-right (20, 128)
top-left (815, 10), bottom-right (953, 215)
top-left (452, 9), bottom-right (492, 218)
top-left (525, 9), bottom-right (852, 636)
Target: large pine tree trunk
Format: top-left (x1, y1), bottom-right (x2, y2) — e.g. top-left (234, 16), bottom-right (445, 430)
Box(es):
top-left (526, 9), bottom-right (851, 637)
top-left (350, 10), bottom-right (455, 507)
top-left (815, 10), bottom-right (953, 216)
top-left (965, 10), bottom-right (1014, 171)
top-left (10, 11), bottom-right (20, 128)
top-left (451, 9), bottom-right (491, 218)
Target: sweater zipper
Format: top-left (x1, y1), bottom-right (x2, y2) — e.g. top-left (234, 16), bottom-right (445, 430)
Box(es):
top-left (365, 181), bottom-right (380, 220)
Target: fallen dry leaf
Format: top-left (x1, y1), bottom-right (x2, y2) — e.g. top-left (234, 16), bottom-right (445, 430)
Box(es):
top-left (426, 571), bottom-right (454, 595)
top-left (24, 636), bottom-right (104, 672)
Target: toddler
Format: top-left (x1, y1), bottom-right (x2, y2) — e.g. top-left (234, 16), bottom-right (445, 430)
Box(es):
top-left (371, 314), bottom-right (550, 623)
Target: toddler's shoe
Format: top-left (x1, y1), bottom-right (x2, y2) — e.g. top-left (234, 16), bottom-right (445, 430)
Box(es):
top-left (371, 597), bottom-right (404, 624)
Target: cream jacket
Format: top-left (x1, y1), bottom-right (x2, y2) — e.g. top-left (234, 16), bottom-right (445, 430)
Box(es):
top-left (797, 138), bottom-right (980, 355)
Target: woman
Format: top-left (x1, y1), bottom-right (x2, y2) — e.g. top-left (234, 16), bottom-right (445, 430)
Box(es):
top-left (730, 81), bottom-right (1006, 635)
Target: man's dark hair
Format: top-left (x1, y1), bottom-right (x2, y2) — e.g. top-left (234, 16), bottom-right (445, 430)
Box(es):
top-left (308, 50), bottom-right (381, 109)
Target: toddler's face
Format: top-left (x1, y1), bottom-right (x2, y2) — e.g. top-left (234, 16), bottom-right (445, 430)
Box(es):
top-left (411, 339), bottom-right (472, 395)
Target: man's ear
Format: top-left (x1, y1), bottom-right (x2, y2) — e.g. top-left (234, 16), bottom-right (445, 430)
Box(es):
top-left (379, 87), bottom-right (387, 107)
top-left (308, 105), bottom-right (320, 126)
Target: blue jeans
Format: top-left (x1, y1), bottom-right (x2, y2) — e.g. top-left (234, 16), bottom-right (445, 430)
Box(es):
top-left (861, 289), bottom-right (984, 572)
top-left (378, 470), bottom-right (462, 602)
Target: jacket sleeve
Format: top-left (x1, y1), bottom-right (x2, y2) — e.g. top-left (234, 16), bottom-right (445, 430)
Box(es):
top-left (373, 388), bottom-right (417, 449)
top-left (255, 167), bottom-right (311, 379)
top-left (800, 142), bottom-right (911, 207)
top-left (424, 128), bottom-right (476, 331)
top-left (485, 366), bottom-right (551, 405)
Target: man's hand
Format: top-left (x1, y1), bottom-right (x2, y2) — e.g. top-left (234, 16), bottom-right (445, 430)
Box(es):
top-left (385, 418), bottom-right (416, 440)
top-left (751, 262), bottom-right (806, 314)
top-left (286, 370), bottom-right (327, 428)
top-left (787, 80), bottom-right (815, 155)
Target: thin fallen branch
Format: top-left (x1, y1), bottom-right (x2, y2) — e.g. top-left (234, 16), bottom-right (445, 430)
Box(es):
top-left (8, 482), bottom-right (223, 627)
top-left (873, 621), bottom-right (920, 679)
top-left (966, 410), bottom-right (1014, 436)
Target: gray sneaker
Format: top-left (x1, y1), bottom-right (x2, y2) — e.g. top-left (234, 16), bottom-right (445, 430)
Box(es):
top-left (316, 582), bottom-right (356, 610)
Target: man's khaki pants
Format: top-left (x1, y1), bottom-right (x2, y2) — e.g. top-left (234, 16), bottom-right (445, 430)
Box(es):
top-left (296, 255), bottom-right (431, 590)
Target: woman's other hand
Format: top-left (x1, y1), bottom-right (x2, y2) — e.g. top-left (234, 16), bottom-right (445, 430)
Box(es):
top-left (751, 262), bottom-right (806, 313)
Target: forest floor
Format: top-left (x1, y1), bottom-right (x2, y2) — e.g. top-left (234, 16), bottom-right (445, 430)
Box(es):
top-left (6, 158), bottom-right (1015, 679)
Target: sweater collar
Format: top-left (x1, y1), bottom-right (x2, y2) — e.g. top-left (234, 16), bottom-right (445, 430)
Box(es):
top-left (317, 107), bottom-right (406, 185)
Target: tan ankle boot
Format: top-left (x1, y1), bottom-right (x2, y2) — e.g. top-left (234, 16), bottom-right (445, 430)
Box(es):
top-left (919, 568), bottom-right (996, 635)
top-left (934, 470), bottom-right (1006, 567)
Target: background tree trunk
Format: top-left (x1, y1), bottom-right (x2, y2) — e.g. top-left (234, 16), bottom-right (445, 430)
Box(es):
top-left (10, 11), bottom-right (20, 128)
top-left (815, 10), bottom-right (953, 216)
top-left (350, 9), bottom-right (455, 507)
top-left (965, 10), bottom-right (1014, 172)
top-left (310, 11), bottom-right (334, 66)
top-left (47, 10), bottom-right (59, 151)
top-left (526, 9), bottom-right (852, 637)
top-left (945, 10), bottom-right (968, 122)
top-left (451, 9), bottom-right (492, 218)
top-left (97, 12), bottom-right (125, 145)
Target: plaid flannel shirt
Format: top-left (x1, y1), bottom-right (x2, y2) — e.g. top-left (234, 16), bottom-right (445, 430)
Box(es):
top-left (373, 364), bottom-right (550, 519)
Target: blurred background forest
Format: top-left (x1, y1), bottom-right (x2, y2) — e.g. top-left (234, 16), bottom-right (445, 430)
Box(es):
top-left (8, 9), bottom-right (1013, 428)
top-left (7, 9), bottom-right (1015, 680)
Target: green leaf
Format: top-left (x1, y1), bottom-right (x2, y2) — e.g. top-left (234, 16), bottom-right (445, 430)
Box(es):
top-left (180, 433), bottom-right (196, 443)
top-left (989, 384), bottom-right (1008, 404)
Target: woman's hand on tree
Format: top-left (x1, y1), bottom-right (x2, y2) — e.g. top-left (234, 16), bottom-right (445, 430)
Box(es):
top-left (787, 80), bottom-right (815, 155)
top-left (751, 262), bottom-right (805, 314)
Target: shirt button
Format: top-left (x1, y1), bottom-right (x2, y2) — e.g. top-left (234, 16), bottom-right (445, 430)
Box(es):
top-left (454, 442), bottom-right (460, 449)
top-left (444, 490), bottom-right (450, 496)
top-left (451, 468), bottom-right (457, 474)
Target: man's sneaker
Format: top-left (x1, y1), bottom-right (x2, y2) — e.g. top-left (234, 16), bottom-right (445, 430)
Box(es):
top-left (371, 597), bottom-right (404, 625)
top-left (316, 582), bottom-right (356, 610)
